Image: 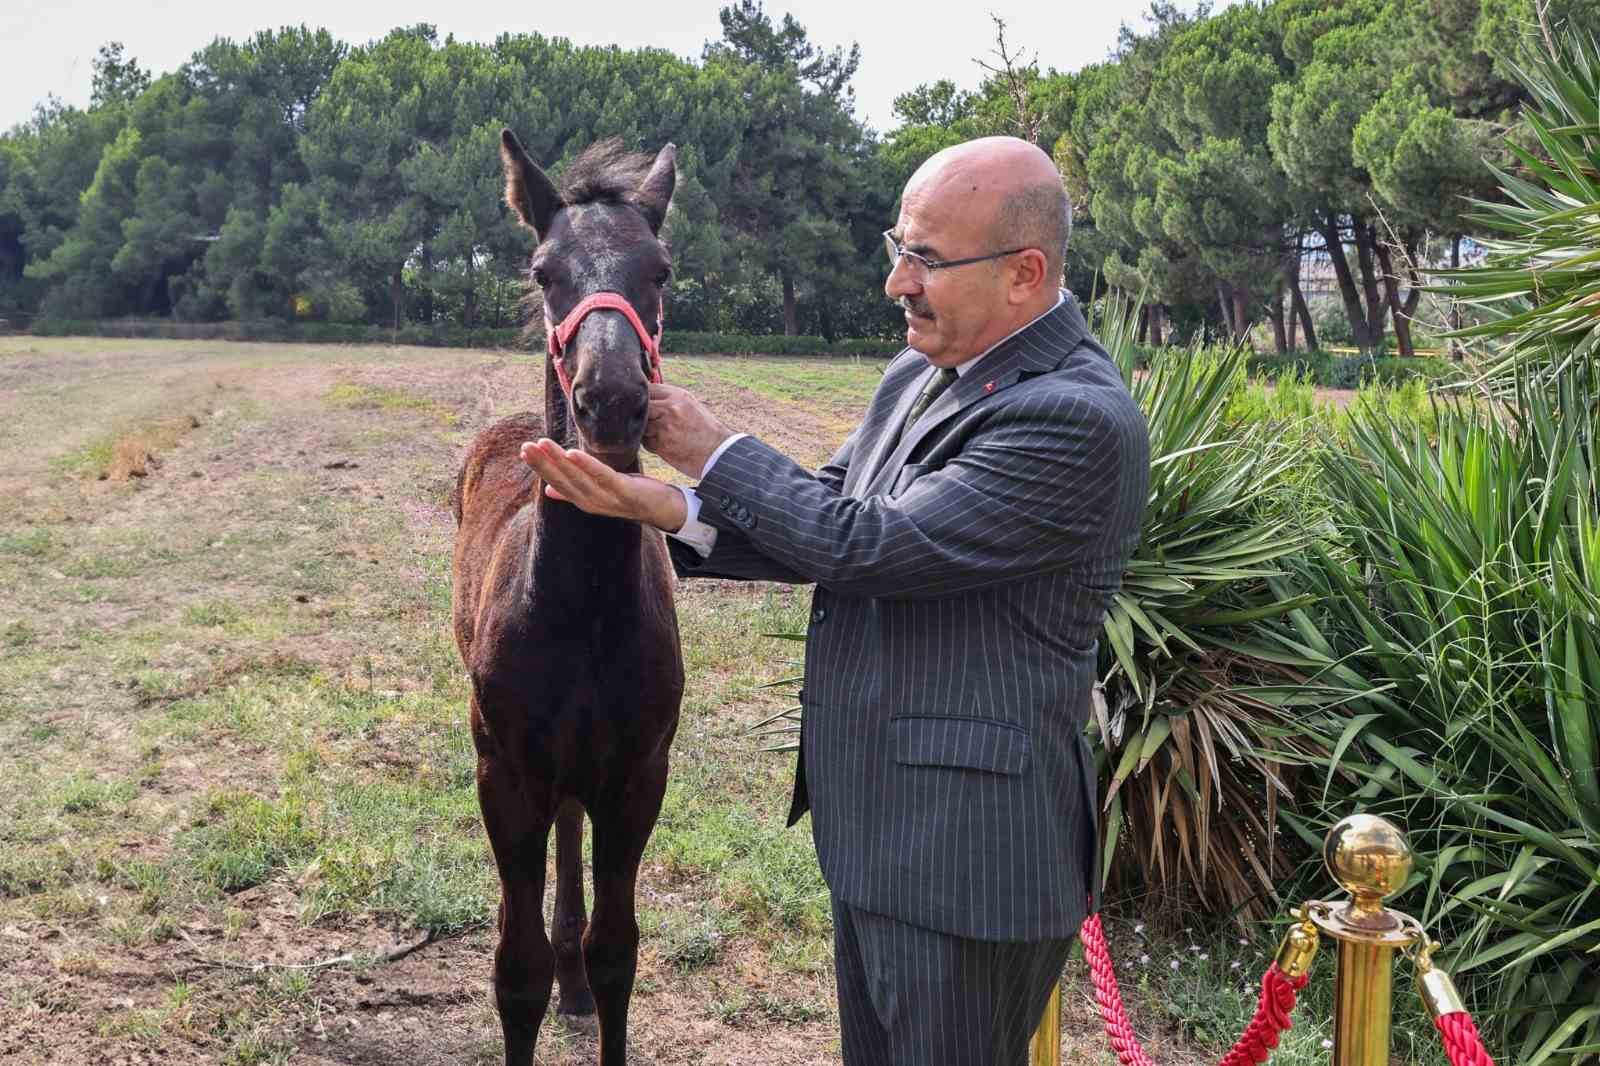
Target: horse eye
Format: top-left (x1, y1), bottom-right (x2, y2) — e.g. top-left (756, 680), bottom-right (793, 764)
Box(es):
top-left (532, 269), bottom-right (551, 289)
top-left (654, 269), bottom-right (671, 287)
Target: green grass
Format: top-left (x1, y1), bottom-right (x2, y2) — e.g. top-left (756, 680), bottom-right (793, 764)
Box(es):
top-left (0, 528), bottom-right (54, 556)
top-left (324, 380), bottom-right (459, 425)
top-left (679, 356), bottom-right (887, 409)
top-left (47, 435), bottom-right (118, 476)
top-left (54, 773), bottom-right (139, 814)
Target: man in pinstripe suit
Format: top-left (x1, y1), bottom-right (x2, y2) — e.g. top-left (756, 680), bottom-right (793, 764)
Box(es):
top-left (521, 136), bottom-right (1149, 1064)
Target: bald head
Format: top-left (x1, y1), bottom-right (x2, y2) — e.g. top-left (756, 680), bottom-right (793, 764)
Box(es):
top-left (908, 137), bottom-right (1071, 284)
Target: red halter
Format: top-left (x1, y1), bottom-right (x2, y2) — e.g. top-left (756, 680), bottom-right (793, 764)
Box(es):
top-left (544, 291), bottom-right (665, 399)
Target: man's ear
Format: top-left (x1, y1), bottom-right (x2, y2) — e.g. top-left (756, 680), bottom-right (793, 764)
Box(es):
top-left (632, 143), bottom-right (676, 234)
top-left (1010, 248), bottom-right (1052, 304)
top-left (501, 128), bottom-right (560, 240)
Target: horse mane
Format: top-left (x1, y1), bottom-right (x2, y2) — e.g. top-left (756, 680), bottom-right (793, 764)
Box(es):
top-left (558, 138), bottom-right (655, 209)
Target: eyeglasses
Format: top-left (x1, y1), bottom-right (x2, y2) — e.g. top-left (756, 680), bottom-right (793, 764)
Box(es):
top-left (883, 230), bottom-right (1029, 280)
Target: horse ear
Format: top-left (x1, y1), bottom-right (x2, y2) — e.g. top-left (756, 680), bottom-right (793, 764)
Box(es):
top-left (500, 129), bottom-right (560, 239)
top-left (633, 143), bottom-right (676, 234)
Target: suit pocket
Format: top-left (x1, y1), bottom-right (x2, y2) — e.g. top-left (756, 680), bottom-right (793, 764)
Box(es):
top-left (891, 715), bottom-right (1031, 776)
top-left (888, 463), bottom-right (931, 498)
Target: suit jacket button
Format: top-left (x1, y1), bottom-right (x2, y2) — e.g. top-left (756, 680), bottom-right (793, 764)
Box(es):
top-left (811, 607), bottom-right (827, 623)
top-left (719, 493), bottom-right (734, 508)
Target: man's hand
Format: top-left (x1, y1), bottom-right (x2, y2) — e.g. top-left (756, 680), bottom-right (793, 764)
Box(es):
top-left (519, 439), bottom-right (688, 532)
top-left (644, 383), bottom-right (734, 478)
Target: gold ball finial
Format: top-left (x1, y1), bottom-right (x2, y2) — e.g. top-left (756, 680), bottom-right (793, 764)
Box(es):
top-left (1324, 813), bottom-right (1412, 922)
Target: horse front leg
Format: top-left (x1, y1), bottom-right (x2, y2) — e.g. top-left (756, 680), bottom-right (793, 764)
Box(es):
top-left (552, 796), bottom-right (595, 1015)
top-left (585, 760), bottom-right (669, 1066)
top-left (478, 762), bottom-right (556, 1066)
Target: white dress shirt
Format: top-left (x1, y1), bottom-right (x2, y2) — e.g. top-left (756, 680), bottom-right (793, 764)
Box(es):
top-left (667, 292), bottom-right (1067, 558)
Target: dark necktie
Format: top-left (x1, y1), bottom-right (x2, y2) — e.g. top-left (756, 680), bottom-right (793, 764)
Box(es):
top-left (900, 367), bottom-right (958, 440)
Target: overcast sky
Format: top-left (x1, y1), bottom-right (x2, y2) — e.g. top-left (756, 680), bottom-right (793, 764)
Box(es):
top-left (3, 0), bottom-right (1234, 134)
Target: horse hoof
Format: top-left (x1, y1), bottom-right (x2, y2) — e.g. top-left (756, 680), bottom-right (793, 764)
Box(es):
top-left (557, 990), bottom-right (596, 1016)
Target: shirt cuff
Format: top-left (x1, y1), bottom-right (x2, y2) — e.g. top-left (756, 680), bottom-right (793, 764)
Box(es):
top-left (666, 486), bottom-right (718, 557)
top-left (701, 432), bottom-right (747, 479)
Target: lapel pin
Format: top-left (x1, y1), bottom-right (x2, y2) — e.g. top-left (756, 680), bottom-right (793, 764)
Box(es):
top-left (984, 380), bottom-right (996, 393)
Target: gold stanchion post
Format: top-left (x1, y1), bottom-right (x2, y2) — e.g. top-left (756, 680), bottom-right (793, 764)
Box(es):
top-left (1308, 814), bottom-right (1422, 1066)
top-left (1029, 980), bottom-right (1062, 1066)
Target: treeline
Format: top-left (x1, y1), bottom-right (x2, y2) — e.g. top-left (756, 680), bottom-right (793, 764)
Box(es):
top-left (1, 0), bottom-right (1595, 350)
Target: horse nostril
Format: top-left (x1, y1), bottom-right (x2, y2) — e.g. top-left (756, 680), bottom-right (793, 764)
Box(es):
top-left (628, 396), bottom-right (648, 430)
top-left (571, 388), bottom-right (592, 421)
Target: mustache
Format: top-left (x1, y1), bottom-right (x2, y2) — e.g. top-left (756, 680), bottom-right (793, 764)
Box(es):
top-left (899, 298), bottom-right (934, 318)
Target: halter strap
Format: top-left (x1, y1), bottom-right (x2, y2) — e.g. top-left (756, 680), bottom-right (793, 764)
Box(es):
top-left (544, 291), bottom-right (665, 399)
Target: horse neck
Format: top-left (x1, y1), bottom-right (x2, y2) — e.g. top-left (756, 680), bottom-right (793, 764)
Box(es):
top-left (529, 354), bottom-right (647, 604)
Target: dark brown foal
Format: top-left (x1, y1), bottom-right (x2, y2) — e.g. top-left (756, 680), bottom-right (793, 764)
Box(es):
top-left (451, 131), bottom-right (684, 1066)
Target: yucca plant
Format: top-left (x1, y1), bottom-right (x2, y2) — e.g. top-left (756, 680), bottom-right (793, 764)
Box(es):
top-left (1087, 297), bottom-right (1367, 919)
top-left (1434, 34), bottom-right (1600, 383)
top-left (1300, 374), bottom-right (1600, 1063)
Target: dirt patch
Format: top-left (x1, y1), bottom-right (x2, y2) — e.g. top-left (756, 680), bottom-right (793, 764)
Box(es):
top-left (103, 413), bottom-right (206, 481)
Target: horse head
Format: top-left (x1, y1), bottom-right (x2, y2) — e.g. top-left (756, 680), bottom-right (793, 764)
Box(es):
top-left (500, 129), bottom-right (676, 468)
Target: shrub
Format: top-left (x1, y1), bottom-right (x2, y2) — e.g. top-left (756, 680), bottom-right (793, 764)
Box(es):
top-left (27, 317), bottom-right (901, 356)
top-left (662, 331), bottom-right (900, 356)
top-left (1246, 351), bottom-right (1462, 388)
top-left (1086, 298), bottom-right (1359, 918)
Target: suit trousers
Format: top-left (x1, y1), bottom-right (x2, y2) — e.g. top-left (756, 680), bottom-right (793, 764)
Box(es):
top-left (831, 895), bottom-right (1073, 1065)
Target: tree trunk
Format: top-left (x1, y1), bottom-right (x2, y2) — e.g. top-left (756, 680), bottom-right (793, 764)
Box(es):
top-left (418, 246), bottom-right (433, 325)
top-left (1353, 218), bottom-right (1387, 353)
top-left (1232, 287), bottom-right (1253, 346)
top-left (1137, 305), bottom-right (1149, 345)
top-left (1373, 240), bottom-right (1406, 357)
top-left (1268, 286), bottom-right (1289, 354)
top-left (781, 272), bottom-right (798, 336)
top-left (704, 272), bottom-right (720, 332)
top-left (1374, 238), bottom-right (1420, 359)
top-left (1286, 279), bottom-right (1298, 351)
top-left (1400, 238), bottom-right (1424, 348)
top-left (1288, 238), bottom-right (1318, 351)
top-left (1149, 303), bottom-right (1165, 348)
top-left (1216, 281), bottom-right (1235, 340)
top-left (1317, 215), bottom-right (1371, 351)
top-left (1285, 234), bottom-right (1300, 351)
top-left (392, 269), bottom-right (404, 332)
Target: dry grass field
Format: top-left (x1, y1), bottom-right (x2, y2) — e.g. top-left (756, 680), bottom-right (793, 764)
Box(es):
top-left (0, 337), bottom-right (1210, 1065)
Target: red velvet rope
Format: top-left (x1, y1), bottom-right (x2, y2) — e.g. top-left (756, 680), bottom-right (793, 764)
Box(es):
top-left (1079, 913), bottom-right (1311, 1066)
top-left (1435, 1012), bottom-right (1496, 1066)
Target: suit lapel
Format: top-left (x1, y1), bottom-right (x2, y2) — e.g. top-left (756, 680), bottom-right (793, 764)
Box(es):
top-left (846, 360), bottom-right (935, 498)
top-left (859, 295), bottom-right (1089, 498)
